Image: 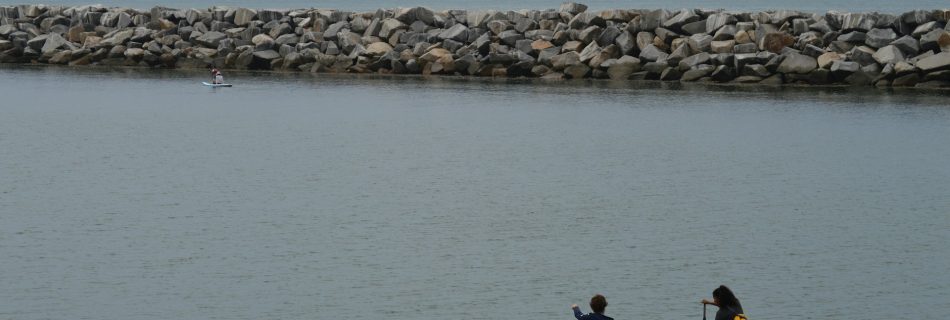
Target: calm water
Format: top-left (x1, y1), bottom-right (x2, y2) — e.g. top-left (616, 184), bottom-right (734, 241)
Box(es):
top-left (2, 0), bottom-right (948, 12)
top-left (1, 65), bottom-right (949, 320)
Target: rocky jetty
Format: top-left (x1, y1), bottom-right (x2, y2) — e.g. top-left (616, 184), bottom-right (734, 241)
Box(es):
top-left (2, 3), bottom-right (950, 88)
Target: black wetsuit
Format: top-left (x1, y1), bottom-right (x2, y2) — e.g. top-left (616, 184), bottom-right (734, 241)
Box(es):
top-left (573, 307), bottom-right (614, 320)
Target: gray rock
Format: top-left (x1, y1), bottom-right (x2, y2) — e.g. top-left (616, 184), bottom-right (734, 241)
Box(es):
top-left (837, 12), bottom-right (875, 32)
top-left (830, 60), bottom-right (860, 78)
top-left (564, 64), bottom-right (591, 78)
top-left (258, 9), bottom-right (285, 23)
top-left (851, 46), bottom-right (877, 66)
top-left (26, 34), bottom-right (49, 52)
top-left (710, 65), bottom-right (735, 81)
top-left (615, 31), bottom-right (636, 55)
top-left (916, 52), bottom-right (950, 72)
top-left (437, 23), bottom-right (469, 42)
top-left (568, 12), bottom-right (605, 29)
top-left (770, 10), bottom-right (805, 24)
top-left (872, 45), bottom-right (904, 65)
top-left (607, 56), bottom-right (641, 79)
top-left (732, 43), bottom-right (756, 54)
top-left (865, 28), bottom-right (897, 48)
top-left (488, 20), bottom-right (510, 36)
top-left (837, 31), bottom-right (866, 43)
top-left (41, 32), bottom-right (69, 54)
top-left (809, 20), bottom-right (833, 34)
top-left (710, 40), bottom-right (735, 53)
top-left (325, 21), bottom-right (349, 41)
top-left (919, 29), bottom-right (948, 53)
top-left (742, 64), bottom-right (772, 77)
top-left (802, 44), bottom-right (827, 57)
top-left (891, 73), bottom-right (920, 87)
top-left (233, 8), bottom-right (256, 26)
top-left (688, 33), bottom-right (713, 52)
top-left (638, 9), bottom-right (668, 31)
top-left (777, 52), bottom-right (817, 74)
top-left (195, 31), bottom-right (227, 48)
top-left (705, 13), bottom-right (737, 34)
top-left (889, 35), bottom-right (919, 56)
top-left (678, 52), bottom-right (710, 70)
top-left (378, 18), bottom-right (406, 39)
top-left (578, 26), bottom-right (603, 44)
top-left (551, 51), bottom-right (580, 70)
top-left (681, 20), bottom-right (706, 35)
top-left (499, 30), bottom-right (524, 46)
top-left (893, 61), bottom-right (918, 75)
top-left (660, 67), bottom-right (683, 80)
top-left (578, 41), bottom-right (602, 63)
top-left (680, 64), bottom-right (715, 81)
top-left (597, 26), bottom-right (621, 47)
top-left (636, 32), bottom-right (654, 51)
top-left (663, 9), bottom-right (700, 31)
top-left (559, 2), bottom-right (588, 15)
top-left (275, 34), bottom-right (299, 46)
top-left (912, 21), bottom-right (940, 38)
top-left (638, 44), bottom-right (669, 62)
top-left (713, 25), bottom-right (737, 41)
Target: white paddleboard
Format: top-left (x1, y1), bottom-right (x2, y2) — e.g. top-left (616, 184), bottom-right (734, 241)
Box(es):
top-left (203, 82), bottom-right (233, 87)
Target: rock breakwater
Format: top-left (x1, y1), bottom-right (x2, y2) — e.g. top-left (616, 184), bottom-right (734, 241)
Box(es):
top-left (2, 3), bottom-right (950, 88)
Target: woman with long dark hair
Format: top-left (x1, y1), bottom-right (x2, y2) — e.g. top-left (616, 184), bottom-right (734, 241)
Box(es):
top-left (701, 285), bottom-right (744, 320)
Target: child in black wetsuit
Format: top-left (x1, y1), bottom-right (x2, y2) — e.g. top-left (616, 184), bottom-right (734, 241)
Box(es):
top-left (571, 294), bottom-right (614, 320)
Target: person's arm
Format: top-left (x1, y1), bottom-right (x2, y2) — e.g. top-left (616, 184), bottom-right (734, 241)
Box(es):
top-left (702, 299), bottom-right (718, 306)
top-left (571, 304), bottom-right (584, 320)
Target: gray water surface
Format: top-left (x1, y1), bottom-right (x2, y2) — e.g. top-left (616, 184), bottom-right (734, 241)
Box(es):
top-left (1, 66), bottom-right (949, 320)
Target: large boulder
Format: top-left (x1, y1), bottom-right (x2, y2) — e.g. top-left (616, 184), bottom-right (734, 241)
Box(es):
top-left (663, 9), bottom-right (700, 31)
top-left (569, 12), bottom-right (606, 29)
top-left (762, 32), bottom-right (795, 53)
top-left (638, 44), bottom-right (668, 62)
top-left (920, 29), bottom-right (950, 53)
top-left (365, 42), bottom-right (393, 56)
top-left (916, 52), bottom-right (950, 72)
top-left (379, 18), bottom-right (407, 39)
top-left (27, 34), bottom-right (49, 51)
top-left (551, 51), bottom-right (581, 70)
top-left (234, 8), bottom-right (257, 27)
top-left (837, 13), bottom-right (876, 32)
top-left (888, 35), bottom-right (918, 55)
top-left (251, 49), bottom-right (281, 69)
top-left (41, 32), bottom-right (69, 55)
top-left (705, 13), bottom-right (737, 34)
top-left (437, 23), bottom-right (469, 42)
top-left (777, 52), bottom-right (817, 74)
top-left (872, 45), bottom-right (904, 65)
top-left (195, 31), bottom-right (227, 48)
top-left (606, 55), bottom-right (641, 79)
top-left (559, 2), bottom-right (588, 14)
top-left (865, 28), bottom-right (897, 48)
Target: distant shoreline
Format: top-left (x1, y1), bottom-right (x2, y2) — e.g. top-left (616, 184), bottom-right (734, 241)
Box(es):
top-left (1, 4), bottom-right (949, 89)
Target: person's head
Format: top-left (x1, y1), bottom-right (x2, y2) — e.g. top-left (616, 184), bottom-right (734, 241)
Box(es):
top-left (712, 285), bottom-right (741, 309)
top-left (590, 294), bottom-right (607, 314)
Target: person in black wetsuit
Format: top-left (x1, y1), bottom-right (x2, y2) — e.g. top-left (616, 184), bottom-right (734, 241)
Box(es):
top-left (571, 294), bottom-right (613, 320)
top-left (701, 285), bottom-right (744, 320)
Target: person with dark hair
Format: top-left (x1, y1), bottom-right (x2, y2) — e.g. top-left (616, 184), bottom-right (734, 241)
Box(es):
top-left (209, 64), bottom-right (223, 84)
top-left (571, 294), bottom-right (613, 320)
top-left (702, 285), bottom-right (745, 320)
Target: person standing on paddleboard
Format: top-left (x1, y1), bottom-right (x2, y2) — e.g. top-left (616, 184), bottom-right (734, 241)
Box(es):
top-left (702, 285), bottom-right (745, 320)
top-left (571, 294), bottom-right (613, 320)
top-left (209, 65), bottom-right (223, 84)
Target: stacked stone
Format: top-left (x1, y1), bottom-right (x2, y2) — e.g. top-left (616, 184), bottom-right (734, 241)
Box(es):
top-left (1, 3), bottom-right (950, 88)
